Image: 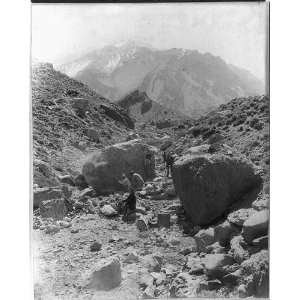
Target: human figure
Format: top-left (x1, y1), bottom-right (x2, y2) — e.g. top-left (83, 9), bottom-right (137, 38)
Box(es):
top-left (166, 151), bottom-right (175, 177)
top-left (123, 190), bottom-right (137, 219)
top-left (118, 173), bottom-right (132, 192)
top-left (144, 153), bottom-right (153, 179)
top-left (163, 151), bottom-right (167, 168)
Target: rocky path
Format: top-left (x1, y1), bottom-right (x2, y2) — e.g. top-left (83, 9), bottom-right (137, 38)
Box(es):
top-left (33, 195), bottom-right (198, 300)
top-left (33, 135), bottom-right (269, 300)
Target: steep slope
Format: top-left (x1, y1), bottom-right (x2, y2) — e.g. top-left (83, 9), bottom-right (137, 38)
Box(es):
top-left (32, 62), bottom-right (134, 187)
top-left (117, 90), bottom-right (188, 124)
top-left (58, 41), bottom-right (264, 118)
top-left (170, 95), bottom-right (270, 181)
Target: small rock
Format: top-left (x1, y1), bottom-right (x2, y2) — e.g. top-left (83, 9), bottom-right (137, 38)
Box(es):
top-left (207, 279), bottom-right (222, 290)
top-left (165, 203), bottom-right (182, 213)
top-left (222, 269), bottom-right (241, 286)
top-left (33, 187), bottom-right (62, 209)
top-left (40, 199), bottom-right (66, 220)
top-left (45, 224), bottom-right (60, 234)
top-left (239, 250), bottom-right (269, 297)
top-left (71, 228), bottom-right (79, 234)
top-left (252, 197), bottom-right (269, 211)
top-left (58, 175), bottom-right (75, 186)
top-left (242, 210), bottom-right (269, 244)
top-left (229, 235), bottom-right (249, 263)
top-left (135, 206), bottom-right (147, 215)
top-left (215, 220), bottom-right (239, 246)
top-left (227, 208), bottom-right (255, 226)
top-left (87, 258), bottom-right (121, 290)
top-left (142, 285), bottom-right (155, 299)
top-left (179, 246), bottom-right (196, 256)
top-left (193, 227), bottom-right (215, 252)
top-left (238, 284), bottom-right (247, 298)
top-left (165, 186), bottom-right (176, 198)
top-left (74, 174), bottom-right (88, 190)
top-left (79, 187), bottom-right (94, 199)
top-left (151, 272), bottom-right (166, 285)
top-left (202, 254), bottom-right (235, 279)
top-left (168, 237), bottom-right (180, 246)
top-left (206, 242), bottom-right (226, 254)
top-left (58, 220), bottom-right (71, 228)
top-left (90, 242), bottom-right (102, 252)
top-left (141, 254), bottom-right (162, 272)
top-left (123, 252), bottom-right (139, 264)
top-left (252, 235), bottom-right (268, 248)
top-left (74, 201), bottom-right (84, 210)
top-left (100, 205), bottom-right (118, 217)
top-left (136, 217), bottom-right (149, 232)
top-left (138, 270), bottom-right (154, 289)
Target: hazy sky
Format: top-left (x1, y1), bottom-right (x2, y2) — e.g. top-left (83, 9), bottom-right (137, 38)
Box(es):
top-left (32, 3), bottom-right (268, 80)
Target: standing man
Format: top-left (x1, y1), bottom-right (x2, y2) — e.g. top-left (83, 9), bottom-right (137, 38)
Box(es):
top-left (144, 153), bottom-right (153, 180)
top-left (118, 173), bottom-right (136, 220)
top-left (166, 151), bottom-right (175, 177)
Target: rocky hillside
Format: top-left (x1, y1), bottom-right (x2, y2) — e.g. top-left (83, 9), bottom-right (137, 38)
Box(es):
top-left (167, 95), bottom-right (269, 183)
top-left (117, 90), bottom-right (188, 124)
top-left (32, 91), bottom-right (269, 299)
top-left (58, 41), bottom-right (264, 118)
top-left (32, 62), bottom-right (134, 187)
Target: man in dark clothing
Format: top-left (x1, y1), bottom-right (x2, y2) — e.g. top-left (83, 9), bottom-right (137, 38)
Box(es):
top-left (163, 151), bottom-right (167, 166)
top-left (166, 151), bottom-right (175, 177)
top-left (123, 190), bottom-right (137, 219)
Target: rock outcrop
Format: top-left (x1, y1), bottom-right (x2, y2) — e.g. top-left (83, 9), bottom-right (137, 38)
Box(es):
top-left (172, 152), bottom-right (261, 225)
top-left (82, 140), bottom-right (155, 194)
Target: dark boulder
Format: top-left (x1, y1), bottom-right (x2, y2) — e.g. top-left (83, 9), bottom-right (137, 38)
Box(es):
top-left (172, 152), bottom-right (261, 225)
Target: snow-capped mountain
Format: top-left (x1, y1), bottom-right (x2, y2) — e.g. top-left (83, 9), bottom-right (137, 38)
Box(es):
top-left (58, 41), bottom-right (264, 118)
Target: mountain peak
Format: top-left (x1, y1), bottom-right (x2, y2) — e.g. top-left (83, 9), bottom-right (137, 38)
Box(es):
top-left (58, 44), bottom-right (264, 118)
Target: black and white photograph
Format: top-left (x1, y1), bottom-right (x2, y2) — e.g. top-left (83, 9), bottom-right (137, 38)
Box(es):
top-left (31, 2), bottom-right (270, 299)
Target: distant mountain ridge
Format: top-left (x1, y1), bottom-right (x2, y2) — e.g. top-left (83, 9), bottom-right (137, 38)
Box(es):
top-left (58, 41), bottom-right (264, 118)
top-left (117, 90), bottom-right (188, 123)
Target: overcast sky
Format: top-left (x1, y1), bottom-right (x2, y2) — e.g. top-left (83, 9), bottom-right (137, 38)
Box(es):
top-left (32, 3), bottom-right (268, 80)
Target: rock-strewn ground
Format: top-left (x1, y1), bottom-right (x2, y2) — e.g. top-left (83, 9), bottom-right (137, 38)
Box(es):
top-left (32, 65), bottom-right (269, 300)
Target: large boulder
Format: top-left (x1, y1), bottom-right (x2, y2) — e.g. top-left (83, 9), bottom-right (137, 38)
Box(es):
top-left (82, 140), bottom-right (155, 194)
top-left (172, 152), bottom-right (261, 225)
top-left (242, 210), bottom-right (269, 244)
